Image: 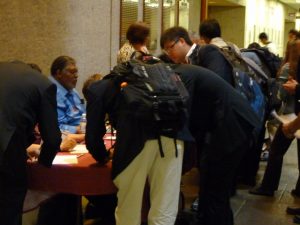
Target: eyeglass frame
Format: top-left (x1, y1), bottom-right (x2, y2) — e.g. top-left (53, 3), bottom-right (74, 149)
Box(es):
top-left (164, 38), bottom-right (180, 54)
top-left (62, 67), bottom-right (78, 76)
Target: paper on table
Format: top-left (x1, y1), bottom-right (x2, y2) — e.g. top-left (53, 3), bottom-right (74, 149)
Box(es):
top-left (52, 155), bottom-right (78, 164)
top-left (70, 144), bottom-right (89, 154)
top-left (271, 110), bottom-right (300, 139)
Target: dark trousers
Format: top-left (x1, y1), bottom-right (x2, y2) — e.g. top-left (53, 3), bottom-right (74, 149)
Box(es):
top-left (238, 125), bottom-right (265, 185)
top-left (0, 132), bottom-right (27, 225)
top-left (85, 194), bottom-right (117, 221)
top-left (37, 194), bottom-right (117, 225)
top-left (261, 124), bottom-right (300, 191)
top-left (37, 194), bottom-right (80, 225)
top-left (196, 145), bottom-right (245, 225)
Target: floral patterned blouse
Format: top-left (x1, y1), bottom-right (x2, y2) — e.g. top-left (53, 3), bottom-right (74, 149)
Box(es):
top-left (117, 42), bottom-right (135, 64)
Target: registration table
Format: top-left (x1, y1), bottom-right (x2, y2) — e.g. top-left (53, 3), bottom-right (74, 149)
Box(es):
top-left (24, 138), bottom-right (148, 224)
top-left (24, 136), bottom-right (117, 215)
top-left (27, 152), bottom-right (117, 196)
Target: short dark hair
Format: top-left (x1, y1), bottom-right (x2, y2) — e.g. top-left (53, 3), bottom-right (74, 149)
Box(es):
top-left (289, 29), bottom-right (300, 40)
top-left (160, 26), bottom-right (193, 48)
top-left (50, 56), bottom-right (76, 76)
top-left (258, 32), bottom-right (268, 40)
top-left (247, 42), bottom-right (261, 49)
top-left (199, 19), bottom-right (221, 39)
top-left (126, 22), bottom-right (150, 45)
top-left (82, 73), bottom-right (103, 99)
top-left (289, 29), bottom-right (298, 35)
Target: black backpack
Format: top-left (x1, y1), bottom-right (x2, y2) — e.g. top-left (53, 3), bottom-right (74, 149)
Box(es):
top-left (105, 58), bottom-right (189, 157)
top-left (241, 47), bottom-right (282, 78)
top-left (218, 43), bottom-right (266, 122)
top-left (240, 48), bottom-right (283, 114)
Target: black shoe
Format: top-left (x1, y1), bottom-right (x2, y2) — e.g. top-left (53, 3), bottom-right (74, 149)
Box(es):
top-left (249, 186), bottom-right (274, 196)
top-left (291, 189), bottom-right (300, 198)
top-left (286, 207), bottom-right (300, 215)
top-left (294, 215), bottom-right (300, 224)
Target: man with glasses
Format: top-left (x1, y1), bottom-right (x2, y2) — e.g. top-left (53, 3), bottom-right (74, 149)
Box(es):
top-left (160, 26), bottom-right (233, 85)
top-left (48, 55), bottom-right (85, 135)
top-left (37, 55), bottom-right (85, 225)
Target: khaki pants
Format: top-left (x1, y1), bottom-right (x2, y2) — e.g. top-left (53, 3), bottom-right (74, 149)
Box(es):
top-left (113, 136), bottom-right (184, 225)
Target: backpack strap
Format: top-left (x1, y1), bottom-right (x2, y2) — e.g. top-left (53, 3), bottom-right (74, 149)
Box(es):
top-left (174, 138), bottom-right (178, 157)
top-left (157, 135), bottom-right (165, 158)
top-left (157, 136), bottom-right (179, 158)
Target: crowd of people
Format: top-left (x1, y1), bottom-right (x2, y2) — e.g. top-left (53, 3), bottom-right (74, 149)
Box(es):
top-left (1, 19), bottom-right (300, 225)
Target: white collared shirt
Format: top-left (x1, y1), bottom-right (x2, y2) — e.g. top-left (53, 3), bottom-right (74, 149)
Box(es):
top-left (185, 43), bottom-right (197, 64)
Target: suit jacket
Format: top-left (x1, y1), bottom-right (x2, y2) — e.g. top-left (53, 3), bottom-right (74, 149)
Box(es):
top-left (173, 64), bottom-right (261, 157)
top-left (188, 44), bottom-right (234, 85)
top-left (0, 61), bottom-right (61, 167)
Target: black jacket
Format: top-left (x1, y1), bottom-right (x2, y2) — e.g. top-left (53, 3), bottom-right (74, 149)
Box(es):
top-left (0, 61), bottom-right (61, 167)
top-left (188, 44), bottom-right (234, 85)
top-left (86, 63), bottom-right (261, 178)
top-left (173, 64), bottom-right (261, 157)
top-left (85, 77), bottom-right (193, 179)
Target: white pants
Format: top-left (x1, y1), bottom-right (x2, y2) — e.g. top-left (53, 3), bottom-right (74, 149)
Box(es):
top-left (113, 136), bottom-right (184, 225)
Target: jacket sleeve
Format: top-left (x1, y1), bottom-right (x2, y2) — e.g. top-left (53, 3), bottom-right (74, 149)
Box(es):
top-left (38, 84), bottom-right (62, 167)
top-left (198, 45), bottom-right (234, 85)
top-left (85, 82), bottom-right (109, 163)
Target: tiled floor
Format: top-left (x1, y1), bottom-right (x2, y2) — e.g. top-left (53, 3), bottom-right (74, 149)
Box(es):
top-left (23, 139), bottom-right (300, 225)
top-left (181, 139), bottom-right (300, 225)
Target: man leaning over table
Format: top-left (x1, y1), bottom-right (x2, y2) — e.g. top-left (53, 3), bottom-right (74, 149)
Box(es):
top-left (85, 62), bottom-right (194, 225)
top-left (0, 61), bottom-right (61, 225)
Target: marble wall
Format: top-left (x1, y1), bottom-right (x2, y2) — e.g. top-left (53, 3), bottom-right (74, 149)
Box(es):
top-left (0, 0), bottom-right (120, 96)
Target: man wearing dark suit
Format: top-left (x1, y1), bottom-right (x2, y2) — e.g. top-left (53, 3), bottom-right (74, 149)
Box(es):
top-left (0, 61), bottom-right (61, 225)
top-left (173, 64), bottom-right (260, 225)
top-left (160, 26), bottom-right (233, 85)
top-left (161, 26), bottom-right (264, 188)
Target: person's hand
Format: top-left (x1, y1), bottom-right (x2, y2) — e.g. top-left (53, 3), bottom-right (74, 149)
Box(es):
top-left (282, 123), bottom-right (295, 139)
top-left (60, 137), bottom-right (77, 151)
top-left (282, 78), bottom-right (298, 95)
top-left (26, 145), bottom-right (40, 163)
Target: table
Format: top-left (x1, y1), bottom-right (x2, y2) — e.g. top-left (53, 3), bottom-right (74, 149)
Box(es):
top-left (25, 137), bottom-right (149, 224)
top-left (25, 154), bottom-right (116, 225)
top-left (24, 140), bottom-right (117, 225)
top-left (27, 153), bottom-right (117, 196)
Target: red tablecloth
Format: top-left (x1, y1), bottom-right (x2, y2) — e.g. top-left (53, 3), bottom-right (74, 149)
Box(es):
top-left (27, 153), bottom-right (117, 196)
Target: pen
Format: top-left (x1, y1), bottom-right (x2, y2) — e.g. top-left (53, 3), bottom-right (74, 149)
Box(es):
top-left (77, 153), bottom-right (85, 158)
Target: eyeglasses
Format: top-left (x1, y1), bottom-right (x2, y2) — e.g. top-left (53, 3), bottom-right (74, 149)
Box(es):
top-left (164, 38), bottom-right (179, 54)
top-left (63, 68), bottom-right (78, 76)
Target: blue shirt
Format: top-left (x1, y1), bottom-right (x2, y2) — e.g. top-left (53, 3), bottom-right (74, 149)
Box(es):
top-left (49, 76), bottom-right (85, 133)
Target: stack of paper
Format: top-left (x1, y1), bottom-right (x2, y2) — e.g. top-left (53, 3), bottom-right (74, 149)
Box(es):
top-left (271, 111), bottom-right (300, 139)
top-left (52, 155), bottom-right (78, 164)
top-left (70, 144), bottom-right (88, 154)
